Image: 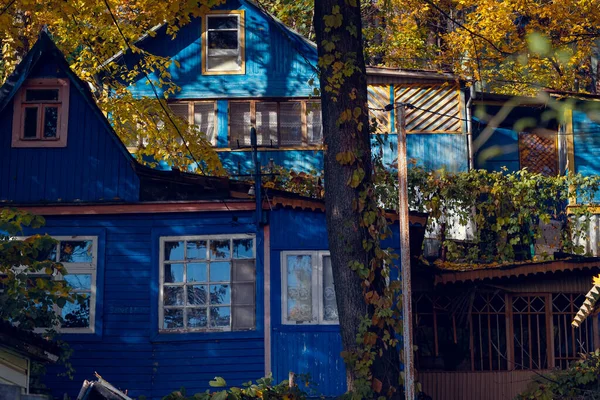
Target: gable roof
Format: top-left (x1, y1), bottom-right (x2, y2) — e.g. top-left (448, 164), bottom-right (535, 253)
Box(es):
top-left (0, 30), bottom-right (136, 165)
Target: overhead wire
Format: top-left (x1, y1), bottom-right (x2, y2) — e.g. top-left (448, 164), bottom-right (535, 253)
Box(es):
top-left (101, 0), bottom-right (206, 175)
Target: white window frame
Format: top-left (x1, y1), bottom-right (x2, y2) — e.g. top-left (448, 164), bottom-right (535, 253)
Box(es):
top-left (158, 234), bottom-right (256, 333)
top-left (281, 250), bottom-right (338, 325)
top-left (14, 236), bottom-right (98, 334)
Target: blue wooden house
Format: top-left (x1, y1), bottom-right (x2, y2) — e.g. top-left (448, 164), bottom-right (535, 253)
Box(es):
top-left (117, 0), bottom-right (470, 175)
top-left (0, 31), bottom-right (429, 399)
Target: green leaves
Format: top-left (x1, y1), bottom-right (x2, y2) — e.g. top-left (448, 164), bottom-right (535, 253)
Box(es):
top-left (209, 377), bottom-right (227, 387)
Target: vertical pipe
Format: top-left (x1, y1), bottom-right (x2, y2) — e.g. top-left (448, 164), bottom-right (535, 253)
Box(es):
top-left (466, 85), bottom-right (475, 170)
top-left (397, 106), bottom-right (415, 400)
top-left (264, 225), bottom-right (271, 375)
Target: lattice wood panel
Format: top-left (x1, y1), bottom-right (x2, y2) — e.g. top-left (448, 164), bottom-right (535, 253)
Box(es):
top-left (518, 132), bottom-right (558, 176)
top-left (394, 83), bottom-right (462, 133)
top-left (367, 85), bottom-right (391, 133)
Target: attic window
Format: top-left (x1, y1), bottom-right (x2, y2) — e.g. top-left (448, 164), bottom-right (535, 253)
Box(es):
top-left (202, 11), bottom-right (245, 75)
top-left (12, 79), bottom-right (70, 148)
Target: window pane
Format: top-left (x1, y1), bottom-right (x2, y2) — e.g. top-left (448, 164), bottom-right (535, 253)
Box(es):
top-left (164, 309), bottom-right (184, 329)
top-left (188, 308), bottom-right (208, 328)
top-left (60, 240), bottom-right (93, 263)
top-left (187, 263), bottom-right (207, 282)
top-left (194, 103), bottom-right (216, 143)
top-left (23, 107), bottom-right (38, 138)
top-left (232, 305), bottom-right (255, 330)
top-left (233, 238), bottom-right (254, 259)
top-left (187, 285), bottom-right (208, 305)
top-left (206, 55), bottom-right (241, 72)
top-left (208, 16), bottom-right (238, 30)
top-left (164, 286), bottom-right (184, 306)
top-left (210, 306), bottom-right (231, 328)
top-left (307, 101), bottom-right (323, 144)
top-left (210, 284), bottom-right (231, 305)
top-left (164, 263), bottom-right (184, 283)
top-left (210, 261), bottom-right (231, 282)
top-left (286, 255), bottom-right (313, 322)
top-left (169, 103), bottom-right (189, 123)
top-left (208, 31), bottom-right (238, 50)
top-left (280, 102), bottom-right (302, 146)
top-left (26, 89), bottom-right (59, 102)
top-left (229, 102), bottom-right (251, 147)
top-left (233, 260), bottom-right (255, 281)
top-left (64, 274), bottom-right (92, 291)
top-left (322, 256), bottom-right (338, 321)
top-left (164, 241), bottom-right (184, 261)
top-left (43, 106), bottom-right (58, 138)
top-left (61, 296), bottom-right (90, 328)
top-left (210, 240), bottom-right (230, 260)
top-left (186, 241), bottom-right (207, 260)
top-left (256, 102), bottom-right (278, 146)
top-left (232, 282), bottom-right (254, 305)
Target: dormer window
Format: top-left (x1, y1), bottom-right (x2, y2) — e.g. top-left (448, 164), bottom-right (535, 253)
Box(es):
top-left (202, 11), bottom-right (245, 75)
top-left (12, 79), bottom-right (69, 148)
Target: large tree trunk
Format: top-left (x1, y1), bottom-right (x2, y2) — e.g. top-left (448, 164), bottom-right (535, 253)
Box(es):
top-left (314, 0), bottom-right (401, 397)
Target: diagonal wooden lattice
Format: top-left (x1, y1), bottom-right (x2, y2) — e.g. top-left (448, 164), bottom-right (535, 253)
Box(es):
top-left (519, 132), bottom-right (558, 176)
top-left (367, 85), bottom-right (391, 133)
top-left (394, 83), bottom-right (462, 133)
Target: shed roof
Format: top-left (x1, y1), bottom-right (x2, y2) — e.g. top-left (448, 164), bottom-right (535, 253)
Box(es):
top-left (433, 256), bottom-right (600, 286)
top-left (0, 320), bottom-right (60, 363)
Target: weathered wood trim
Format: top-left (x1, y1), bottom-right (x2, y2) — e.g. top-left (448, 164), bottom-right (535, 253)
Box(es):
top-left (201, 10), bottom-right (246, 76)
top-left (15, 201), bottom-right (256, 215)
top-left (12, 78), bottom-right (70, 148)
top-left (436, 259), bottom-right (600, 285)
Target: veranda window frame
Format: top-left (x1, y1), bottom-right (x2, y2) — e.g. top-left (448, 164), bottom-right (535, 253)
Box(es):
top-left (414, 291), bottom-right (598, 372)
top-left (167, 100), bottom-right (218, 145)
top-left (228, 99), bottom-right (323, 149)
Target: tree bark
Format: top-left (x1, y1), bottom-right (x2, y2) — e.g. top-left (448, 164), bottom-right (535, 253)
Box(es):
top-left (314, 1), bottom-right (401, 397)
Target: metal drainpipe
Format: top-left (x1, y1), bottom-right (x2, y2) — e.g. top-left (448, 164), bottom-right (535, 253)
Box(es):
top-left (466, 84), bottom-right (476, 170)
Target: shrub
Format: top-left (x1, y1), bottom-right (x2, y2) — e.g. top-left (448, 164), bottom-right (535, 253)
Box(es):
top-left (517, 350), bottom-right (600, 400)
top-left (162, 375), bottom-right (308, 400)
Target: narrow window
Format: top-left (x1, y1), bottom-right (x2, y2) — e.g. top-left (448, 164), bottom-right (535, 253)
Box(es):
top-left (306, 100), bottom-right (323, 145)
top-left (280, 102), bottom-right (303, 146)
top-left (203, 12), bottom-right (245, 74)
top-left (281, 251), bottom-right (337, 324)
top-left (159, 235), bottom-right (256, 332)
top-left (12, 79), bottom-right (70, 148)
top-left (229, 101), bottom-right (252, 147)
top-left (256, 102), bottom-right (278, 146)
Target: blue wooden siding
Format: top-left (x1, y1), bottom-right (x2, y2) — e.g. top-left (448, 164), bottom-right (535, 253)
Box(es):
top-left (472, 117), bottom-right (520, 172)
top-left (128, 0), bottom-right (317, 100)
top-left (269, 209), bottom-right (346, 397)
top-left (25, 212), bottom-right (264, 400)
top-left (373, 134), bottom-right (469, 172)
top-left (0, 62), bottom-right (140, 204)
top-left (573, 110), bottom-right (600, 176)
top-left (268, 208), bottom-right (404, 397)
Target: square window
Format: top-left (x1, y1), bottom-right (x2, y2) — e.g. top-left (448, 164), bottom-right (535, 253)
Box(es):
top-left (12, 79), bottom-right (69, 148)
top-left (159, 235), bottom-right (256, 332)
